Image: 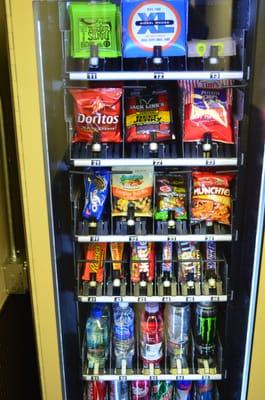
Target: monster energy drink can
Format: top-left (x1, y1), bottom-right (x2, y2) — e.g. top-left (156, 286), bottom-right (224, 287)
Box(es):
top-left (195, 303), bottom-right (217, 356)
top-left (151, 381), bottom-right (174, 400)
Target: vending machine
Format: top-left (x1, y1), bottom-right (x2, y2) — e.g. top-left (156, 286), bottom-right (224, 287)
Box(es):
top-left (4, 0), bottom-right (265, 399)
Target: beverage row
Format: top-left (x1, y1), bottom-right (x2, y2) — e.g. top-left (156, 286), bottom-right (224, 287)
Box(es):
top-left (83, 380), bottom-right (217, 400)
top-left (79, 242), bottom-right (225, 297)
top-left (75, 169), bottom-right (235, 235)
top-left (84, 302), bottom-right (219, 374)
top-left (68, 84), bottom-right (236, 156)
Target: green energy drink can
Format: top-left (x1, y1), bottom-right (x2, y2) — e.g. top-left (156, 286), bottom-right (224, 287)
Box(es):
top-left (151, 381), bottom-right (174, 400)
top-left (195, 303), bottom-right (217, 356)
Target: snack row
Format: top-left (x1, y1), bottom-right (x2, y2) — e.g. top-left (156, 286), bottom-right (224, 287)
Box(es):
top-left (69, 83), bottom-right (235, 151)
top-left (79, 241), bottom-right (225, 297)
top-left (79, 169), bottom-right (234, 231)
top-left (68, 1), bottom-right (187, 60)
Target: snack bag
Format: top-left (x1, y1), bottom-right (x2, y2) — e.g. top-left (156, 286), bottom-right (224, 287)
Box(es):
top-left (131, 242), bottom-right (155, 283)
top-left (125, 89), bottom-right (173, 142)
top-left (70, 88), bottom-right (122, 143)
top-left (122, 0), bottom-right (187, 58)
top-left (112, 167), bottom-right (153, 217)
top-left (83, 169), bottom-right (110, 221)
top-left (155, 175), bottom-right (187, 220)
top-left (178, 242), bottom-right (201, 282)
top-left (82, 243), bottom-right (107, 282)
top-left (191, 172), bottom-right (234, 225)
top-left (68, 2), bottom-right (121, 58)
top-left (183, 83), bottom-right (234, 144)
top-left (206, 242), bottom-right (217, 273)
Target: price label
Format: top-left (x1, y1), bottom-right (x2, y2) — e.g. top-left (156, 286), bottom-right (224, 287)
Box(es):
top-left (88, 297), bottom-right (96, 303)
top-left (129, 236), bottom-right (138, 242)
top-left (91, 159), bottom-right (101, 166)
top-left (119, 376), bottom-right (127, 381)
top-left (210, 296), bottom-right (219, 302)
top-left (91, 375), bottom-right (99, 381)
top-left (162, 296), bottom-right (171, 302)
top-left (209, 72), bottom-right (220, 79)
top-left (176, 375), bottom-right (185, 380)
top-left (114, 297), bottom-right (122, 302)
top-left (90, 236), bottom-right (99, 242)
top-left (205, 236), bottom-right (214, 241)
top-left (87, 72), bottom-right (98, 80)
top-left (153, 72), bottom-right (165, 80)
top-left (167, 236), bottom-right (177, 242)
top-left (150, 376), bottom-right (158, 381)
top-left (153, 159), bottom-right (163, 166)
top-left (205, 159), bottom-right (216, 166)
top-left (138, 297), bottom-right (146, 303)
top-left (202, 375), bottom-right (211, 380)
top-left (186, 296), bottom-right (195, 302)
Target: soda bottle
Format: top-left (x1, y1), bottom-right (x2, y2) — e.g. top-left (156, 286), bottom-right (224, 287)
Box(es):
top-left (113, 302), bottom-right (135, 369)
top-left (195, 303), bottom-right (217, 357)
top-left (132, 381), bottom-right (150, 400)
top-left (84, 381), bottom-right (107, 400)
top-left (167, 303), bottom-right (191, 357)
top-left (140, 303), bottom-right (164, 370)
top-left (175, 381), bottom-right (192, 400)
top-left (196, 380), bottom-right (214, 400)
top-left (151, 381), bottom-right (174, 400)
top-left (86, 305), bottom-right (109, 370)
top-left (110, 381), bottom-right (129, 400)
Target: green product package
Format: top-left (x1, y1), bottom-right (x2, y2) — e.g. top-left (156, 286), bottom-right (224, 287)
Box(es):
top-left (68, 2), bottom-right (121, 59)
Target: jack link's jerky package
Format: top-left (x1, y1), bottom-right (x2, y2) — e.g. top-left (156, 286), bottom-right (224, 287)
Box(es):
top-left (112, 167), bottom-right (153, 217)
top-left (125, 88), bottom-right (173, 143)
top-left (122, 0), bottom-right (187, 58)
top-left (83, 169), bottom-right (110, 221)
top-left (68, 2), bottom-right (121, 58)
top-left (70, 88), bottom-right (122, 143)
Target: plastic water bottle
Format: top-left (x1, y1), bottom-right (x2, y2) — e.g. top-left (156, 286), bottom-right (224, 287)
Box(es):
top-left (113, 302), bottom-right (135, 369)
top-left (86, 306), bottom-right (109, 371)
top-left (140, 303), bottom-right (164, 371)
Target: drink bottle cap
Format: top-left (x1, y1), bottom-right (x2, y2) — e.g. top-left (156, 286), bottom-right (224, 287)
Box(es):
top-left (91, 306), bottom-right (103, 318)
top-left (119, 302), bottom-right (129, 309)
top-left (145, 303), bottom-right (159, 313)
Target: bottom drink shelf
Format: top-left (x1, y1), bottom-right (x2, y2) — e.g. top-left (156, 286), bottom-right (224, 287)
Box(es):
top-left (82, 373), bottom-right (223, 382)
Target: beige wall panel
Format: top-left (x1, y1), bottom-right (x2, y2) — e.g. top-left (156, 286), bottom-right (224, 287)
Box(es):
top-left (4, 0), bottom-right (63, 399)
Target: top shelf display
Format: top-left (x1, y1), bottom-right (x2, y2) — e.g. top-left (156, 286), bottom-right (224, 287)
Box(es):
top-left (60, 1), bottom-right (247, 80)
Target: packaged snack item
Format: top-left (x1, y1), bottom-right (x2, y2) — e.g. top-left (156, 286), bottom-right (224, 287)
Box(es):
top-left (110, 242), bottom-right (124, 275)
top-left (122, 0), bottom-right (187, 58)
top-left (83, 169), bottom-right (110, 221)
top-left (183, 82), bottom-right (234, 144)
top-left (112, 167), bottom-right (153, 217)
top-left (70, 88), bottom-right (122, 143)
top-left (191, 172), bottom-right (234, 225)
top-left (155, 175), bottom-right (187, 221)
top-left (82, 243), bottom-right (107, 283)
top-left (68, 2), bottom-right (121, 59)
top-left (178, 242), bottom-right (201, 282)
top-left (131, 242), bottom-right (155, 283)
top-left (206, 242), bottom-right (217, 272)
top-left (125, 89), bottom-right (172, 143)
top-left (162, 242), bottom-right (173, 274)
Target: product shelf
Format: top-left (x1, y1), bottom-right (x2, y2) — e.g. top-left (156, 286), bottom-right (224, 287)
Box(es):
top-left (75, 234), bottom-right (232, 243)
top-left (78, 295), bottom-right (228, 303)
top-left (81, 373), bottom-right (222, 381)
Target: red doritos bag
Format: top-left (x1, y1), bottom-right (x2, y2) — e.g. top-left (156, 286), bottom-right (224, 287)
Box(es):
top-left (70, 88), bottom-right (122, 143)
top-left (183, 82), bottom-right (234, 144)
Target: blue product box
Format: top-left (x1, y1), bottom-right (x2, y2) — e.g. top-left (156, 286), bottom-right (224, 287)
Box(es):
top-left (122, 0), bottom-right (187, 58)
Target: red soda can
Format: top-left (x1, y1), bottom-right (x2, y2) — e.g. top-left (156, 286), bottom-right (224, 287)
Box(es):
top-left (85, 381), bottom-right (107, 400)
top-left (132, 380), bottom-right (151, 400)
